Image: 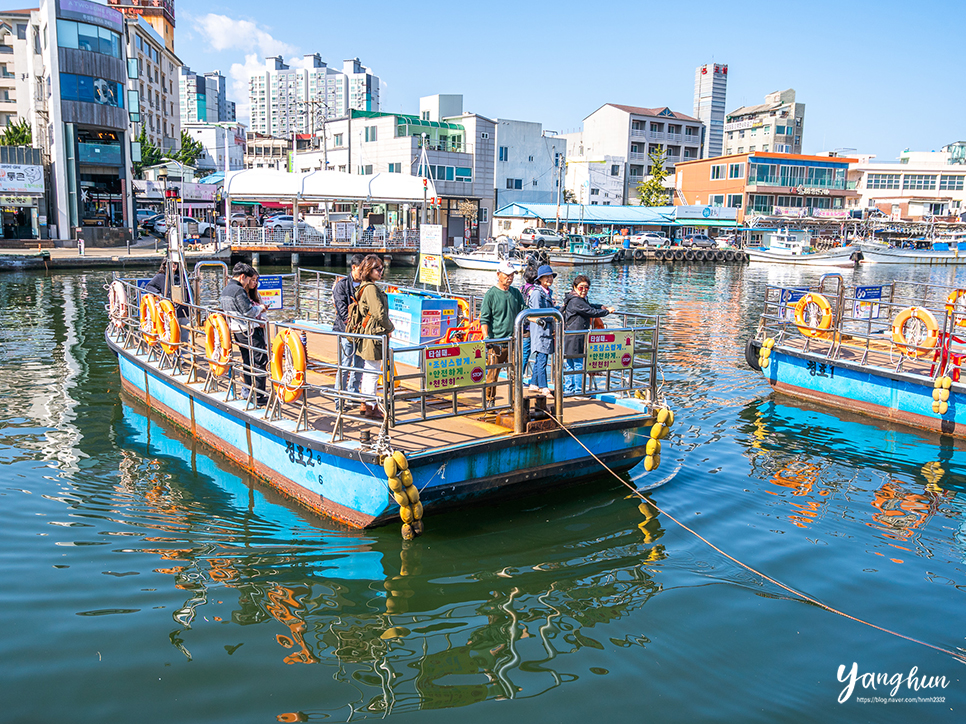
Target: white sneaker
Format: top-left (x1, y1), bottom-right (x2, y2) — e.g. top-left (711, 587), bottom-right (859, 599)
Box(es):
top-left (539, 387), bottom-right (552, 397)
top-left (528, 384), bottom-right (540, 393)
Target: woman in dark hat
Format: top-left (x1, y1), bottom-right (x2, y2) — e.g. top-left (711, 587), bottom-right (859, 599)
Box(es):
top-left (527, 264), bottom-right (557, 396)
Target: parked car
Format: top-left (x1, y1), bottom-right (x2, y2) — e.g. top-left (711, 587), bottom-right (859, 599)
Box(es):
top-left (264, 215), bottom-right (308, 231)
top-left (714, 235), bottom-right (740, 248)
top-left (136, 209), bottom-right (158, 224)
top-left (682, 234), bottom-right (716, 249)
top-left (519, 227), bottom-right (565, 248)
top-left (154, 216), bottom-right (213, 237)
top-left (140, 213), bottom-right (163, 231)
top-left (630, 232), bottom-right (669, 248)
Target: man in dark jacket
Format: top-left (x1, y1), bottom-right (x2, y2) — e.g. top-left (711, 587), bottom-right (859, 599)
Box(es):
top-left (560, 274), bottom-right (614, 394)
top-left (143, 261), bottom-right (181, 296)
top-left (220, 262), bottom-right (268, 402)
top-left (332, 253), bottom-right (365, 408)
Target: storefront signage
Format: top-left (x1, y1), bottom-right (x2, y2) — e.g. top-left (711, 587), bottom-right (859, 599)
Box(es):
top-left (792, 186), bottom-right (831, 196)
top-left (723, 119), bottom-right (763, 133)
top-left (811, 209), bottom-right (849, 219)
top-left (853, 285), bottom-right (883, 320)
top-left (675, 205), bottom-right (738, 221)
top-left (773, 206), bottom-right (807, 217)
top-left (258, 275), bottom-right (283, 310)
top-left (57, 0), bottom-right (125, 33)
top-left (423, 341), bottom-right (486, 391)
top-left (586, 331), bottom-right (635, 371)
top-left (0, 195), bottom-right (38, 207)
top-left (0, 164), bottom-right (44, 195)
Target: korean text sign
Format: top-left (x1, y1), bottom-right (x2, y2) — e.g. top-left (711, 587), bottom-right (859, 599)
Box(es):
top-left (586, 331), bottom-right (635, 371)
top-left (424, 341), bottom-right (486, 390)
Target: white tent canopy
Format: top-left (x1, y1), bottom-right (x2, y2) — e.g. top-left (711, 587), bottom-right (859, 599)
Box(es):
top-left (224, 169), bottom-right (437, 204)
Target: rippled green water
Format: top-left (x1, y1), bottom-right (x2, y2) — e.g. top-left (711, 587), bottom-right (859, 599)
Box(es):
top-left (0, 261), bottom-right (964, 722)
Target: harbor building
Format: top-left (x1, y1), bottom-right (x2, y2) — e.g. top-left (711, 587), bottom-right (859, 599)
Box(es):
top-left (244, 132), bottom-right (291, 171)
top-left (493, 118), bottom-right (566, 208)
top-left (249, 55), bottom-right (379, 138)
top-left (561, 103), bottom-right (704, 204)
top-left (847, 142), bottom-right (966, 221)
top-left (723, 89), bottom-right (804, 156)
top-left (693, 62), bottom-right (728, 159)
top-left (290, 94), bottom-right (495, 245)
top-left (182, 121), bottom-right (246, 173)
top-left (125, 16), bottom-right (181, 154)
top-left (673, 151), bottom-right (857, 224)
top-left (178, 67), bottom-right (235, 125)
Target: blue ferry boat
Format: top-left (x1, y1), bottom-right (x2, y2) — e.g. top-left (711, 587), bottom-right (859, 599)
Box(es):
top-left (105, 264), bottom-right (670, 534)
top-left (747, 273), bottom-right (966, 437)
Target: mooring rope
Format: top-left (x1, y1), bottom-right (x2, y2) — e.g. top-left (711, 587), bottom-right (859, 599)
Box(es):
top-left (548, 411), bottom-right (966, 663)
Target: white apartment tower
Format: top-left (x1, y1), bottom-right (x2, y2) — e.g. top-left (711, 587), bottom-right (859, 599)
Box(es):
top-left (693, 63), bottom-right (728, 159)
top-left (249, 55), bottom-right (379, 137)
top-left (179, 67), bottom-right (235, 125)
top-left (724, 89), bottom-right (805, 156)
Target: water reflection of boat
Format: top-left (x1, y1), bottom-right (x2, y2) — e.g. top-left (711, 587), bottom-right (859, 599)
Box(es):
top-left (118, 399), bottom-right (669, 716)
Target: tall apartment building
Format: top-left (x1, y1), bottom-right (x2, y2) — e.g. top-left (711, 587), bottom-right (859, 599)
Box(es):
top-left (724, 89), bottom-right (804, 156)
top-left (249, 55), bottom-right (379, 138)
top-left (126, 17), bottom-right (180, 153)
top-left (179, 67), bottom-right (235, 124)
top-left (693, 62), bottom-right (728, 159)
top-left (0, 9), bottom-right (38, 131)
top-left (561, 103), bottom-right (703, 204)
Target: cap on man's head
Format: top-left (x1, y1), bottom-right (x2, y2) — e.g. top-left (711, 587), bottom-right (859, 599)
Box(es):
top-left (497, 261), bottom-right (517, 275)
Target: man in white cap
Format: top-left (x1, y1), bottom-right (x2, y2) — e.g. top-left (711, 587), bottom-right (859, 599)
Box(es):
top-left (478, 260), bottom-right (525, 403)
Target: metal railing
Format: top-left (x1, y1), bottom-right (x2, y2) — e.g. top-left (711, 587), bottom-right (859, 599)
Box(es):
top-left (226, 226), bottom-right (422, 249)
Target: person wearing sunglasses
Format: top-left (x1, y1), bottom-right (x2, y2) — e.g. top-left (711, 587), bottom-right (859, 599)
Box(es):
top-left (353, 254), bottom-right (395, 419)
top-left (560, 275), bottom-right (615, 395)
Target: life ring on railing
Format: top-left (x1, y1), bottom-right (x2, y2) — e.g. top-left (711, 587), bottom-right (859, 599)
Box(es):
top-left (139, 294), bottom-right (161, 346)
top-left (156, 299), bottom-right (181, 354)
top-left (108, 280), bottom-right (127, 329)
top-left (441, 320), bottom-right (484, 343)
top-left (456, 297), bottom-right (471, 322)
top-left (892, 306), bottom-right (940, 358)
top-left (946, 289), bottom-right (966, 327)
top-left (270, 328), bottom-right (306, 403)
top-left (386, 285), bottom-right (400, 294)
top-left (793, 292), bottom-right (834, 338)
top-left (204, 313), bottom-right (232, 377)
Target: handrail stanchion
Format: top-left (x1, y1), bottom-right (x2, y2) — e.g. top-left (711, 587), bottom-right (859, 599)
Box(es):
top-left (512, 308), bottom-right (564, 433)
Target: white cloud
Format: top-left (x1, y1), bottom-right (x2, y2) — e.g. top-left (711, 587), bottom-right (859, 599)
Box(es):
top-left (192, 13), bottom-right (297, 58)
top-left (228, 53), bottom-right (267, 126)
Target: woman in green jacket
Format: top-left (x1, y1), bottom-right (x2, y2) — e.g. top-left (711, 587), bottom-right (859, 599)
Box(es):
top-left (354, 254), bottom-right (395, 418)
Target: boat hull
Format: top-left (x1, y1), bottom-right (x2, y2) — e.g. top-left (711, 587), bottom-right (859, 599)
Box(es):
top-left (745, 249), bottom-right (855, 267)
top-left (548, 251), bottom-right (618, 266)
top-left (110, 334), bottom-right (653, 528)
top-left (762, 346), bottom-right (965, 437)
top-left (447, 256), bottom-right (524, 272)
top-left (860, 248), bottom-right (966, 265)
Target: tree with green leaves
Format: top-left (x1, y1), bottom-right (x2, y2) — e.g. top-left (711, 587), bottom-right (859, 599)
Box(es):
top-left (132, 127), bottom-right (163, 179)
top-left (173, 130), bottom-right (204, 168)
top-left (0, 118), bottom-right (32, 146)
top-left (636, 145), bottom-right (670, 206)
top-left (563, 189), bottom-right (578, 204)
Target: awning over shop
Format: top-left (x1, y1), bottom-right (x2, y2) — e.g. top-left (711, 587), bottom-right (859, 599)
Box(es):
top-left (224, 169), bottom-right (437, 204)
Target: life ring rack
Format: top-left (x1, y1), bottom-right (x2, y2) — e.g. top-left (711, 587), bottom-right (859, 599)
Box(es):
top-left (892, 306), bottom-right (940, 358)
top-left (793, 292), bottom-right (834, 339)
top-left (204, 312), bottom-right (233, 377)
top-left (270, 328), bottom-right (306, 403)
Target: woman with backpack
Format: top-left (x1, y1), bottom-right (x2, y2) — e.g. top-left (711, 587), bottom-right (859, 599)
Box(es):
top-left (349, 254), bottom-right (395, 419)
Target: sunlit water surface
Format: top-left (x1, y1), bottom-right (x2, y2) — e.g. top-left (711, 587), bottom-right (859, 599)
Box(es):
top-left (0, 261), bottom-right (963, 722)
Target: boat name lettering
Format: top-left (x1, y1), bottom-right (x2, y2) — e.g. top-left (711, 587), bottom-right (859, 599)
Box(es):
top-left (285, 440), bottom-right (322, 468)
top-left (806, 360), bottom-right (834, 378)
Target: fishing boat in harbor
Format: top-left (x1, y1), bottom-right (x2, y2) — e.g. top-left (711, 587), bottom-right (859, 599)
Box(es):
top-left (744, 230), bottom-right (856, 267)
top-left (549, 235), bottom-right (620, 266)
top-left (445, 238), bottom-right (525, 272)
top-left (858, 242), bottom-right (966, 265)
top-left (104, 176), bottom-right (673, 536)
top-left (746, 274), bottom-right (966, 437)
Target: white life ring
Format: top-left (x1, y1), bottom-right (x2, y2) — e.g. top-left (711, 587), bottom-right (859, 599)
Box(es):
top-left (108, 280), bottom-right (127, 329)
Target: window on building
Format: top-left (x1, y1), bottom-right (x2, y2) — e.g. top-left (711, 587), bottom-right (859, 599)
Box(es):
top-left (506, 178), bottom-right (522, 190)
top-left (710, 164), bottom-right (724, 180)
top-left (749, 146), bottom-right (756, 152)
top-left (903, 174), bottom-right (936, 191)
top-left (727, 194), bottom-right (743, 208)
top-left (358, 164), bottom-right (373, 174)
top-left (940, 175), bottom-right (964, 191)
top-left (762, 145), bottom-right (769, 152)
top-left (528, 155), bottom-right (534, 162)
top-left (499, 146), bottom-right (508, 162)
top-left (710, 194), bottom-right (725, 207)
top-left (611, 164), bottom-right (620, 176)
top-left (364, 126), bottom-right (377, 142)
top-left (728, 162), bottom-right (744, 179)
top-left (388, 162), bottom-right (401, 173)
top-left (750, 194), bottom-right (774, 213)
top-left (333, 133), bottom-right (343, 146)
top-left (867, 173), bottom-right (900, 190)
top-left (590, 188), bottom-right (599, 196)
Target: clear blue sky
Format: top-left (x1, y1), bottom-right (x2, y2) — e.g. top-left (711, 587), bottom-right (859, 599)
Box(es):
top-left (33, 1), bottom-right (966, 160)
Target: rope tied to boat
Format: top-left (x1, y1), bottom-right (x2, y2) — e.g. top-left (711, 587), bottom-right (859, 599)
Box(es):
top-left (544, 408), bottom-right (966, 664)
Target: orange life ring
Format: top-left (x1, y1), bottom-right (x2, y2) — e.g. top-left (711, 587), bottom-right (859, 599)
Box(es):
top-left (386, 285), bottom-right (400, 294)
top-left (139, 294), bottom-right (161, 346)
top-left (793, 293), bottom-right (834, 338)
top-left (441, 320), bottom-right (484, 343)
top-left (456, 297), bottom-right (471, 321)
top-left (204, 312), bottom-right (232, 376)
top-left (156, 299), bottom-right (181, 354)
top-left (946, 289), bottom-right (966, 327)
top-left (108, 280), bottom-right (127, 329)
top-left (270, 328), bottom-right (306, 403)
top-left (892, 306), bottom-right (940, 358)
